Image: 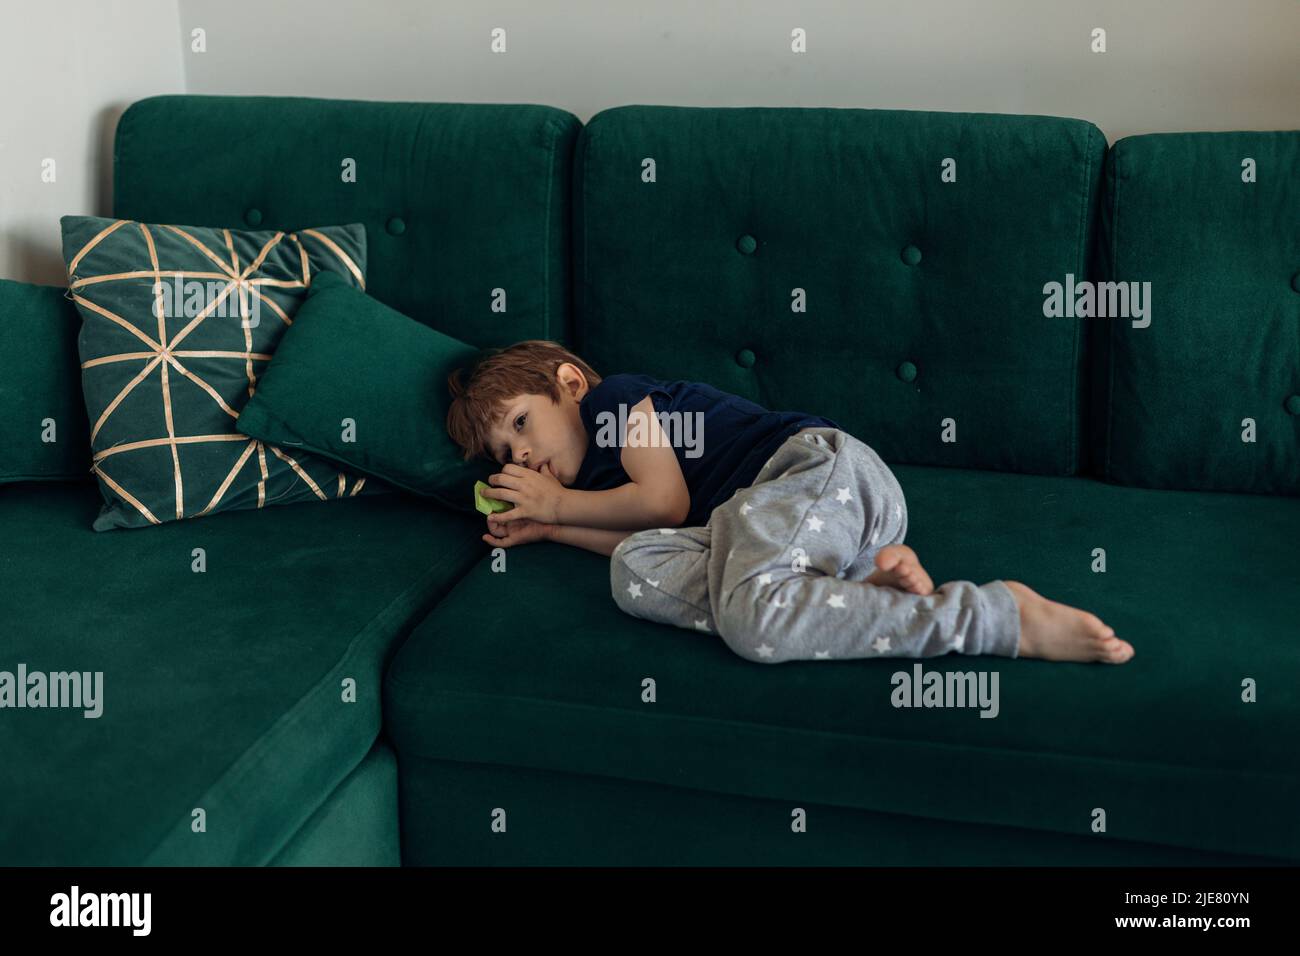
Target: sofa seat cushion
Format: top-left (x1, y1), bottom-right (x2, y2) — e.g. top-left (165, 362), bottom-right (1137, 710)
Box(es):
top-left (385, 464), bottom-right (1300, 863)
top-left (0, 480), bottom-right (481, 864)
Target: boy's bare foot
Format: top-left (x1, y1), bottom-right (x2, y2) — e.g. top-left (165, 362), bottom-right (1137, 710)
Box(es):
top-left (1003, 580), bottom-right (1135, 664)
top-left (865, 544), bottom-right (934, 595)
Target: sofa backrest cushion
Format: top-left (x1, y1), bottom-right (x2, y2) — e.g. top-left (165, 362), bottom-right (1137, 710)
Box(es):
top-left (0, 279), bottom-right (91, 483)
top-left (1094, 131), bottom-right (1300, 495)
top-left (113, 95), bottom-right (580, 348)
top-left (573, 105), bottom-right (1105, 476)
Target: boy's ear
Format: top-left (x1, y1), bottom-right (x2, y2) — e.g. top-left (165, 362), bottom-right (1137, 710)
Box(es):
top-left (556, 361), bottom-right (587, 400)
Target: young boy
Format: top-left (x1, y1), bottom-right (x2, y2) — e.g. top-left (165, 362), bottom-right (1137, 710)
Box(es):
top-left (446, 340), bottom-right (1135, 665)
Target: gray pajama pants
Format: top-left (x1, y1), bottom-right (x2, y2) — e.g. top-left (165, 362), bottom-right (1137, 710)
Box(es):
top-left (609, 426), bottom-right (1021, 662)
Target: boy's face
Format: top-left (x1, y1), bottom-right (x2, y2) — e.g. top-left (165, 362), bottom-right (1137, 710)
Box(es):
top-left (484, 363), bottom-right (590, 486)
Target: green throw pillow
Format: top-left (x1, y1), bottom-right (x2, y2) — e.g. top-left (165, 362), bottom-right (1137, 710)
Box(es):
top-left (0, 279), bottom-right (92, 483)
top-left (236, 270), bottom-right (491, 510)
top-left (60, 214), bottom-right (383, 531)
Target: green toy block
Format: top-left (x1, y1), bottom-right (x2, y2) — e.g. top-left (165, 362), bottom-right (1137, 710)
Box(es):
top-left (474, 479), bottom-right (514, 515)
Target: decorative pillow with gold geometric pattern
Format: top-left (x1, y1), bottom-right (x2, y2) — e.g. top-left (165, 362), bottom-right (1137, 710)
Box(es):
top-left (60, 214), bottom-right (384, 531)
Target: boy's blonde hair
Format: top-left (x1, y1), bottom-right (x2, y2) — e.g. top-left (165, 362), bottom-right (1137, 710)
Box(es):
top-left (446, 339), bottom-right (602, 461)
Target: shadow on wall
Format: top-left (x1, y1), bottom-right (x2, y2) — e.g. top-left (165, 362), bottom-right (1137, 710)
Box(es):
top-left (9, 235), bottom-right (66, 288)
top-left (95, 103), bottom-right (128, 227)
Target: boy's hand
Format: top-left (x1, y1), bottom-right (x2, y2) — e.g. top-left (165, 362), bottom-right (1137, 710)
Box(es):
top-left (483, 463), bottom-right (567, 524)
top-left (482, 513), bottom-right (552, 548)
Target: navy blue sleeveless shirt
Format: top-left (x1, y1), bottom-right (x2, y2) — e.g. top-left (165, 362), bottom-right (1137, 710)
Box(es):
top-left (571, 373), bottom-right (839, 526)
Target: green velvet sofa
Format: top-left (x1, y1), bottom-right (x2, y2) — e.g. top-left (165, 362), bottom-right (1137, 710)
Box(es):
top-left (2, 95), bottom-right (1296, 866)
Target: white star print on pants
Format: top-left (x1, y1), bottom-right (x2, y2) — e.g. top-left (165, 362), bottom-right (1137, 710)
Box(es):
top-left (609, 427), bottom-right (1021, 663)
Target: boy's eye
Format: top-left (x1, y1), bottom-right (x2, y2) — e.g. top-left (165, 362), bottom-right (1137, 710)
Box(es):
top-left (496, 416), bottom-right (527, 468)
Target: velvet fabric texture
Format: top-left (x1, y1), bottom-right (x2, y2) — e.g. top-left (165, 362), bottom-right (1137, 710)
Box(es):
top-left (0, 480), bottom-right (481, 864)
top-left (0, 279), bottom-right (91, 482)
top-left (10, 94), bottom-right (1297, 868)
top-left (396, 757), bottom-right (1277, 866)
top-left (573, 106), bottom-right (1106, 477)
top-left (61, 214), bottom-right (377, 530)
top-left (1094, 130), bottom-right (1300, 495)
top-left (387, 463), bottom-right (1300, 864)
top-left (268, 741), bottom-right (401, 866)
top-left (112, 94), bottom-right (579, 347)
top-left (236, 270), bottom-right (491, 510)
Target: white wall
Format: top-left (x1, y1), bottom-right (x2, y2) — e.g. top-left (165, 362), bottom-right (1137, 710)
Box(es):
top-left (176, 0), bottom-right (1300, 137)
top-left (0, 0), bottom-right (184, 284)
top-left (3, 0), bottom-right (1298, 284)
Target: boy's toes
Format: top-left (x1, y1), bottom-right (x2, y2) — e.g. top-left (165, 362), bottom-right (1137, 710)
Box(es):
top-left (874, 548), bottom-right (902, 572)
top-left (900, 562), bottom-right (933, 592)
top-left (1082, 612), bottom-right (1113, 638)
top-left (874, 544), bottom-right (915, 572)
top-left (1099, 636), bottom-right (1134, 663)
top-left (1078, 612), bottom-right (1130, 661)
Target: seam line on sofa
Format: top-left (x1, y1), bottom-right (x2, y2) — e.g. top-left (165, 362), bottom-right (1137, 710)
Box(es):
top-left (1069, 124), bottom-right (1096, 477)
top-left (397, 748), bottom-right (1300, 865)
top-left (580, 121), bottom-right (591, 353)
top-left (541, 114), bottom-right (558, 342)
top-left (247, 533), bottom-right (484, 865)
top-left (139, 523), bottom-right (484, 865)
top-left (1106, 145), bottom-right (1122, 482)
top-left (383, 683), bottom-right (1300, 783)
